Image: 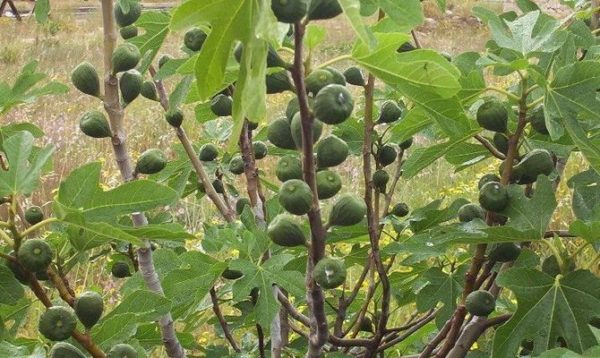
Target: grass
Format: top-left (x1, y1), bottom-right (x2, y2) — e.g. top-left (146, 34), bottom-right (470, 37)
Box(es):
top-left (0, 1), bottom-right (593, 355)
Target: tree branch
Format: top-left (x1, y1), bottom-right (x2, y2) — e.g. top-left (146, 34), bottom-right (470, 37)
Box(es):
top-left (474, 134), bottom-right (506, 160)
top-left (99, 2), bottom-right (184, 357)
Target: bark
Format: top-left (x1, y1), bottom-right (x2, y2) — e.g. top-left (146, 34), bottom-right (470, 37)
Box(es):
top-left (100, 2), bottom-right (184, 357)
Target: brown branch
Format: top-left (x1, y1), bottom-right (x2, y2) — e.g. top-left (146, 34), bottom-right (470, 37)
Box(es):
top-left (446, 314), bottom-right (511, 358)
top-left (474, 134), bottom-right (506, 160)
top-left (28, 273), bottom-right (105, 357)
top-left (99, 2), bottom-right (184, 356)
top-left (210, 288), bottom-right (241, 352)
top-left (378, 310), bottom-right (437, 352)
top-left (361, 71), bottom-right (392, 357)
top-left (544, 230), bottom-right (575, 238)
top-left (289, 21), bottom-right (329, 357)
top-left (47, 267), bottom-right (75, 306)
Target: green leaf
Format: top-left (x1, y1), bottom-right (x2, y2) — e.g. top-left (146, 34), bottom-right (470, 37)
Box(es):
top-left (377, 0), bottom-right (423, 32)
top-left (103, 290), bottom-right (172, 322)
top-left (485, 10), bottom-right (567, 58)
top-left (567, 169), bottom-right (600, 221)
top-left (401, 130), bottom-right (479, 178)
top-left (445, 142), bottom-right (490, 171)
top-left (0, 61), bottom-right (68, 115)
top-left (55, 163), bottom-right (178, 221)
top-left (493, 269), bottom-right (600, 357)
top-left (416, 266), bottom-right (466, 327)
top-left (230, 254), bottom-right (305, 330)
top-left (0, 266), bottom-right (24, 306)
top-left (388, 107), bottom-right (433, 145)
top-left (129, 11), bottom-right (171, 74)
top-left (408, 198), bottom-right (469, 233)
top-left (163, 252), bottom-right (226, 318)
top-left (537, 346), bottom-right (600, 358)
top-left (92, 313), bottom-right (139, 349)
top-left (545, 61), bottom-right (600, 173)
top-left (0, 131), bottom-right (53, 197)
top-left (339, 0), bottom-right (376, 47)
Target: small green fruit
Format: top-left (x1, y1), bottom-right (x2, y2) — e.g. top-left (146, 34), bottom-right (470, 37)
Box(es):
top-left (305, 69), bottom-right (335, 95)
top-left (359, 316), bottom-right (374, 333)
top-left (372, 170), bottom-right (389, 192)
top-left (107, 344), bottom-right (138, 358)
top-left (235, 198), bottom-right (251, 215)
top-left (316, 170), bottom-right (342, 200)
top-left (25, 206), bottom-right (44, 225)
top-left (465, 290), bottom-right (495, 316)
top-left (268, 118), bottom-right (296, 150)
top-left (271, 0), bottom-right (308, 24)
top-left (74, 291), bottom-right (104, 329)
top-left (266, 71), bottom-right (294, 94)
top-left (234, 44), bottom-right (287, 68)
top-left (325, 67), bottom-right (347, 86)
top-left (210, 94), bottom-right (233, 117)
top-left (399, 137), bottom-right (413, 150)
top-left (458, 203), bottom-right (485, 223)
top-left (140, 81), bottom-right (159, 101)
top-left (377, 145), bottom-right (397, 167)
top-left (529, 106), bottom-right (549, 135)
top-left (378, 101), bottom-right (402, 124)
top-left (291, 113), bottom-right (323, 149)
top-left (111, 262), bottom-right (131, 278)
top-left (184, 27), bottom-right (207, 52)
top-left (542, 255), bottom-right (575, 277)
top-left (112, 43), bottom-right (141, 73)
top-left (120, 69), bottom-right (143, 104)
top-left (114, 1), bottom-right (141, 27)
top-left (71, 62), bottom-right (100, 97)
top-left (38, 307), bottom-right (77, 341)
top-left (229, 156), bottom-right (245, 175)
top-left (316, 135), bottom-right (349, 168)
top-left (49, 342), bottom-right (86, 358)
top-left (222, 268), bottom-right (244, 280)
top-left (120, 25), bottom-right (138, 39)
top-left (489, 243), bottom-right (521, 262)
top-left (212, 179), bottom-right (225, 194)
top-left (253, 141), bottom-right (268, 160)
top-left (135, 149), bottom-right (166, 175)
top-left (343, 66), bottom-right (365, 86)
top-left (313, 84), bottom-right (354, 125)
top-left (391, 203), bottom-right (409, 217)
top-left (199, 144), bottom-right (219, 162)
top-left (279, 179), bottom-right (313, 215)
top-left (476, 100), bottom-right (508, 133)
top-left (397, 42), bottom-right (416, 53)
top-left (492, 133), bottom-right (509, 155)
top-left (158, 55), bottom-right (172, 68)
top-left (18, 239), bottom-right (53, 273)
top-left (268, 214), bottom-right (306, 247)
top-left (313, 257), bottom-right (346, 289)
top-left (276, 155), bottom-right (303, 182)
top-left (478, 181), bottom-right (509, 212)
top-left (478, 174), bottom-right (500, 190)
top-left (510, 149), bottom-right (554, 185)
top-left (165, 109), bottom-right (184, 127)
top-left (79, 110), bottom-right (112, 138)
top-left (308, 0), bottom-right (343, 20)
top-left (329, 193), bottom-right (367, 226)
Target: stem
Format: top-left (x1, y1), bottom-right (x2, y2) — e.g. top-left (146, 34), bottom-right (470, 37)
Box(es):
top-left (20, 217), bottom-right (58, 237)
top-left (362, 70), bottom-right (391, 356)
top-left (289, 21), bottom-right (329, 357)
top-left (487, 87), bottom-right (520, 102)
top-left (315, 54), bottom-right (352, 69)
top-left (474, 134), bottom-right (506, 160)
top-left (99, 2), bottom-right (184, 357)
top-left (446, 314), bottom-right (511, 358)
top-left (209, 288), bottom-right (241, 352)
top-left (378, 311), bottom-right (437, 352)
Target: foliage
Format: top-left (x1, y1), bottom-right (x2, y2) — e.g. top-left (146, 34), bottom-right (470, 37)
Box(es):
top-left (1, 0), bottom-right (600, 357)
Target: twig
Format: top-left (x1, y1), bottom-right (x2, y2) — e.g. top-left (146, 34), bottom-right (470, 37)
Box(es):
top-left (289, 21), bottom-right (329, 357)
top-left (446, 314), bottom-right (511, 358)
top-left (210, 288), bottom-right (241, 352)
top-left (378, 310), bottom-right (437, 352)
top-left (99, 2), bottom-right (184, 356)
top-left (474, 134), bottom-right (506, 160)
top-left (543, 230), bottom-right (575, 238)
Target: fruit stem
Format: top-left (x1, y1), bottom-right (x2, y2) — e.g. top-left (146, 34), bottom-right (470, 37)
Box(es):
top-left (0, 229), bottom-right (14, 246)
top-left (487, 87), bottom-right (520, 102)
top-left (314, 54), bottom-right (352, 70)
top-left (20, 217), bottom-right (58, 237)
